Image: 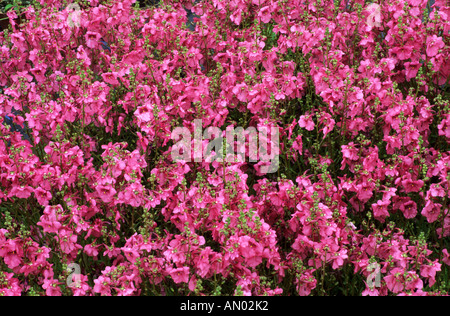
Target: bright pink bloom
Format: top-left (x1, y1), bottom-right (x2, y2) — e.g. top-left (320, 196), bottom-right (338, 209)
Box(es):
top-left (399, 200), bottom-right (418, 219)
top-left (102, 72), bottom-right (120, 86)
top-left (392, 45), bottom-right (414, 60)
top-left (57, 229), bottom-right (79, 254)
top-left (96, 184), bottom-right (117, 203)
top-left (168, 266), bottom-right (190, 284)
top-left (85, 31), bottom-right (101, 49)
top-left (372, 199), bottom-right (390, 222)
top-left (443, 249), bottom-right (450, 266)
top-left (420, 261), bottom-right (441, 287)
top-left (341, 142), bottom-right (359, 161)
top-left (404, 61), bottom-right (421, 80)
top-left (37, 205), bottom-right (62, 234)
top-left (299, 114), bottom-right (315, 131)
top-left (401, 178), bottom-right (424, 193)
top-left (422, 200), bottom-right (442, 223)
top-left (426, 35), bottom-right (445, 57)
top-left (384, 268), bottom-right (405, 294)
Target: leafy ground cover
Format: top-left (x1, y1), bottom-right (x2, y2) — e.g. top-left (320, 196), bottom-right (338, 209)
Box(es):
top-left (0, 0), bottom-right (449, 296)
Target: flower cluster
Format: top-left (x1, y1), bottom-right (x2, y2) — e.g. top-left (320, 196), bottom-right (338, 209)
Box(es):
top-left (0, 0), bottom-right (449, 296)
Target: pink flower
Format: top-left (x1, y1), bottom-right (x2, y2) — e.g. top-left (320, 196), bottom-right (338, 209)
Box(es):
top-left (365, 3), bottom-right (382, 29)
top-left (186, 47), bottom-right (203, 69)
top-left (299, 114), bottom-right (315, 131)
top-left (85, 31), bottom-right (101, 49)
top-left (134, 103), bottom-right (154, 122)
top-left (239, 236), bottom-right (263, 267)
top-left (10, 32), bottom-right (28, 53)
top-left (93, 275), bottom-right (112, 295)
top-left (121, 245), bottom-right (140, 263)
top-left (37, 205), bottom-right (62, 234)
top-left (438, 115), bottom-right (450, 139)
top-left (168, 266), bottom-right (190, 284)
top-left (362, 286), bottom-right (379, 296)
top-left (420, 261), bottom-right (441, 287)
top-left (404, 61), bottom-right (421, 80)
top-left (384, 268), bottom-right (405, 293)
top-left (399, 200), bottom-right (418, 219)
top-left (30, 66), bottom-right (47, 83)
top-left (296, 269), bottom-right (317, 296)
top-left (96, 184), bottom-right (117, 203)
top-left (84, 244), bottom-right (99, 257)
top-left (372, 199), bottom-right (390, 222)
top-left (122, 50), bottom-right (144, 65)
top-left (392, 45), bottom-right (414, 60)
top-left (356, 182), bottom-right (374, 203)
top-left (102, 72), bottom-right (120, 86)
top-left (0, 240), bottom-right (22, 269)
top-left (341, 142), bottom-right (359, 161)
top-left (426, 35), bottom-right (445, 57)
top-left (34, 187), bottom-right (52, 206)
top-left (382, 187), bottom-right (397, 201)
top-left (76, 46), bottom-right (91, 66)
top-left (404, 272), bottom-right (423, 291)
top-left (258, 6), bottom-right (272, 24)
top-left (232, 83), bottom-right (249, 102)
top-left (422, 200), bottom-right (442, 223)
top-left (42, 278), bottom-right (62, 296)
top-left (9, 185), bottom-right (33, 199)
top-left (58, 229), bottom-right (79, 254)
top-left (429, 184), bottom-right (445, 197)
top-left (195, 247), bottom-right (213, 278)
top-left (442, 249), bottom-right (450, 266)
top-left (0, 272), bottom-right (22, 296)
top-left (331, 249), bottom-right (348, 269)
top-left (383, 135), bottom-right (402, 154)
top-left (69, 274), bottom-right (91, 296)
top-left (292, 135), bottom-right (303, 155)
top-left (401, 178), bottom-right (424, 193)
top-left (319, 113), bottom-right (335, 139)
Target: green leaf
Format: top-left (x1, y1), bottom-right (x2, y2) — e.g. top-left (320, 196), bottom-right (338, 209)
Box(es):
top-left (4, 4), bottom-right (14, 11)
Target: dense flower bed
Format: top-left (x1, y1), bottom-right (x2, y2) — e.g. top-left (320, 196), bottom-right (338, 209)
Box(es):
top-left (0, 0), bottom-right (449, 296)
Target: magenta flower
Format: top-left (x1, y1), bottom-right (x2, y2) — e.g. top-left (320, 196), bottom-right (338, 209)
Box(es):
top-left (372, 199), bottom-right (390, 222)
top-left (341, 142), bottom-right (359, 161)
top-left (93, 275), bottom-right (112, 296)
top-left (429, 184), bottom-right (445, 197)
top-left (365, 3), bottom-right (382, 30)
top-left (443, 249), bottom-right (450, 267)
top-left (384, 268), bottom-right (405, 293)
top-left (168, 266), bottom-right (190, 284)
top-left (85, 31), bottom-right (101, 49)
top-left (404, 61), bottom-right (421, 81)
top-left (37, 205), bottom-right (62, 234)
top-left (426, 35), bottom-right (445, 57)
top-left (134, 103), bottom-right (154, 123)
top-left (34, 187), bottom-right (52, 206)
top-left (239, 236), bottom-right (264, 267)
top-left (392, 45), bottom-right (414, 60)
top-left (0, 240), bottom-right (22, 269)
top-left (399, 200), bottom-right (418, 219)
top-left (299, 114), bottom-right (315, 131)
top-left (9, 185), bottom-right (33, 199)
top-left (422, 201), bottom-right (442, 223)
top-left (102, 72), bottom-right (120, 86)
top-left (420, 261), bottom-right (441, 287)
top-left (258, 6), bottom-right (272, 23)
top-left (96, 184), bottom-right (117, 203)
top-left (401, 178), bottom-right (424, 193)
top-left (57, 229), bottom-right (79, 254)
